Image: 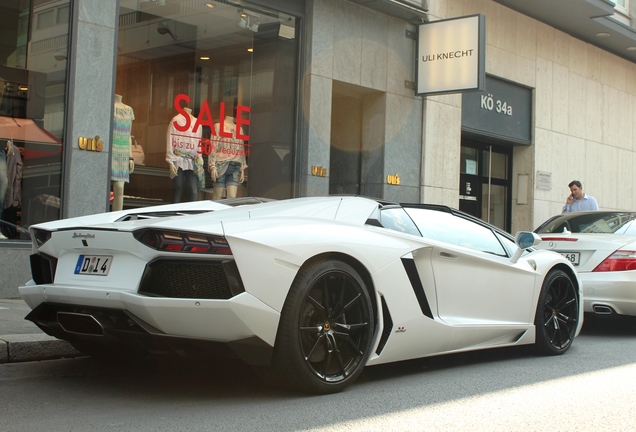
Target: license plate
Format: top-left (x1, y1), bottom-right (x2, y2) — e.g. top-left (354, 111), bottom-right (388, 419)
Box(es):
top-left (561, 252), bottom-right (580, 266)
top-left (74, 255), bottom-right (113, 276)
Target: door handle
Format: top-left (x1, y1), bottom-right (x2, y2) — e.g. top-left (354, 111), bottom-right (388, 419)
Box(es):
top-left (438, 251), bottom-right (457, 259)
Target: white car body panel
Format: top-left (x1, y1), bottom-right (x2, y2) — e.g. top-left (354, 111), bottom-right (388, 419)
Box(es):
top-left (31, 200), bottom-right (232, 233)
top-left (20, 196), bottom-right (583, 386)
top-left (20, 283), bottom-right (280, 344)
top-left (578, 271), bottom-right (636, 315)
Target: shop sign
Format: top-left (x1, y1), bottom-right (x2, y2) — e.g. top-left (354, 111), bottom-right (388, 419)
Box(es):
top-left (536, 171), bottom-right (552, 190)
top-left (387, 174), bottom-right (401, 185)
top-left (462, 75), bottom-right (532, 145)
top-left (416, 14), bottom-right (486, 96)
top-left (78, 135), bottom-right (103, 152)
top-left (312, 166), bottom-right (327, 177)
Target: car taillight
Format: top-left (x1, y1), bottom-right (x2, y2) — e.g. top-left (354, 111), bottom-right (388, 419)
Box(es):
top-left (133, 229), bottom-right (232, 255)
top-left (592, 250), bottom-right (636, 272)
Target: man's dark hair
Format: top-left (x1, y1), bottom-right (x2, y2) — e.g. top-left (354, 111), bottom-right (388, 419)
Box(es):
top-left (568, 180), bottom-right (582, 188)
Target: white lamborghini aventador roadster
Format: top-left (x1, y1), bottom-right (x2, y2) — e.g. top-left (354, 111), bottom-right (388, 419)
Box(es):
top-left (20, 196), bottom-right (583, 394)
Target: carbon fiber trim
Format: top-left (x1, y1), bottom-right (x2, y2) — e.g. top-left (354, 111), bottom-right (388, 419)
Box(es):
top-left (375, 295), bottom-right (393, 355)
top-left (401, 257), bottom-right (434, 319)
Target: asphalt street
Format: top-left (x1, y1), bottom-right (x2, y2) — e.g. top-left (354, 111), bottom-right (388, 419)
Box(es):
top-left (1, 312), bottom-right (635, 431)
top-left (0, 298), bottom-right (81, 363)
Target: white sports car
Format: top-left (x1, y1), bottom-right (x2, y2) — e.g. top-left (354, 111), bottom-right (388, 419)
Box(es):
top-left (535, 211), bottom-right (636, 317)
top-left (20, 196), bottom-right (583, 393)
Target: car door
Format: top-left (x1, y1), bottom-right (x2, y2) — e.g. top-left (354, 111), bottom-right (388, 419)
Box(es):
top-left (404, 207), bottom-right (537, 326)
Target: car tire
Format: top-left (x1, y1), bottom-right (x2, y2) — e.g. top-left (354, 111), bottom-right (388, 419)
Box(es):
top-left (534, 269), bottom-right (579, 355)
top-left (271, 259), bottom-right (375, 394)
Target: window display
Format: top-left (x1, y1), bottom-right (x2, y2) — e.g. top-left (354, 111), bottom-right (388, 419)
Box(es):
top-left (0, 0), bottom-right (70, 240)
top-left (115, 0), bottom-right (299, 209)
top-left (112, 94), bottom-right (136, 211)
top-left (166, 105), bottom-right (203, 203)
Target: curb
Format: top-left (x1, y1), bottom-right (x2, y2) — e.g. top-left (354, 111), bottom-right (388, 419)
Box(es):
top-left (0, 334), bottom-right (82, 364)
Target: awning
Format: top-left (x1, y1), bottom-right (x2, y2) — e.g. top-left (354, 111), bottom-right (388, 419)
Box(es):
top-left (348, 0), bottom-right (428, 23)
top-left (0, 116), bottom-right (61, 144)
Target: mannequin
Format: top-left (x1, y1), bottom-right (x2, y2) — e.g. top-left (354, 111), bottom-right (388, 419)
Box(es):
top-left (111, 94), bottom-right (135, 211)
top-left (0, 139), bottom-right (22, 239)
top-left (208, 114), bottom-right (247, 200)
top-left (166, 107), bottom-right (203, 203)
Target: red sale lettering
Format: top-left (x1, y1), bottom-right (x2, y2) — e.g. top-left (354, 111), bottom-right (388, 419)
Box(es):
top-left (198, 140), bottom-right (211, 156)
top-left (236, 105), bottom-right (250, 140)
top-left (172, 137), bottom-right (184, 148)
top-left (173, 94), bottom-right (192, 132)
top-left (193, 99), bottom-right (216, 134)
top-left (171, 94), bottom-right (251, 142)
top-left (218, 102), bottom-right (232, 138)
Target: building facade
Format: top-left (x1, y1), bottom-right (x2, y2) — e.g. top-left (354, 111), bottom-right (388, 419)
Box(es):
top-left (1, 0), bottom-right (636, 297)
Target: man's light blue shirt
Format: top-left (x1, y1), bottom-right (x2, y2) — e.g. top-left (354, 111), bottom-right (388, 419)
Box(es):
top-left (562, 194), bottom-right (599, 213)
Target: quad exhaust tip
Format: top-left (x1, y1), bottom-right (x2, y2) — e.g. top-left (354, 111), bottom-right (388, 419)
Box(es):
top-left (57, 312), bottom-right (105, 336)
top-left (592, 305), bottom-right (615, 315)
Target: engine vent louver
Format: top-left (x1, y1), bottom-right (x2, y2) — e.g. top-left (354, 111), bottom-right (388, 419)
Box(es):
top-left (138, 259), bottom-right (245, 299)
top-left (30, 253), bottom-right (58, 285)
top-left (375, 296), bottom-right (393, 355)
top-left (401, 257), bottom-right (434, 319)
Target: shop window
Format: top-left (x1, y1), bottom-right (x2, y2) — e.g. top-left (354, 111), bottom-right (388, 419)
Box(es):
top-left (0, 0), bottom-right (70, 241)
top-left (114, 1), bottom-right (299, 209)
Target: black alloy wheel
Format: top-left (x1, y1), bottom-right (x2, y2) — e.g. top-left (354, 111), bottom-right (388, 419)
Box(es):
top-left (535, 269), bottom-right (579, 355)
top-left (272, 259), bottom-right (374, 394)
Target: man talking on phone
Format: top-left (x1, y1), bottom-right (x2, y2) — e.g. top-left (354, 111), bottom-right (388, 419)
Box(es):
top-left (562, 180), bottom-right (598, 213)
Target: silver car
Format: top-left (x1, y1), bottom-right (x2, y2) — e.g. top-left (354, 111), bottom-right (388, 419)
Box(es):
top-left (535, 211), bottom-right (636, 317)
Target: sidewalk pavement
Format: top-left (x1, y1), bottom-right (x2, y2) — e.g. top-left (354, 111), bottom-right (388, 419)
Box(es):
top-left (0, 298), bottom-right (81, 364)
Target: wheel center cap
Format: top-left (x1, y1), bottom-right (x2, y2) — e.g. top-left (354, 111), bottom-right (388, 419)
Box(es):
top-left (324, 321), bottom-right (331, 331)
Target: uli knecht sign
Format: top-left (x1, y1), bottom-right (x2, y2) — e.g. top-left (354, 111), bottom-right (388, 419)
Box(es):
top-left (416, 14), bottom-right (485, 96)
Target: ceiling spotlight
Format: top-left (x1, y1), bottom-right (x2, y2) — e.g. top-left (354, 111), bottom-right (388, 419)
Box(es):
top-left (596, 32), bottom-right (610, 38)
top-left (627, 46), bottom-right (636, 51)
top-left (157, 22), bottom-right (177, 40)
top-left (237, 9), bottom-right (259, 33)
top-left (205, 2), bottom-right (215, 8)
top-left (54, 52), bottom-right (67, 61)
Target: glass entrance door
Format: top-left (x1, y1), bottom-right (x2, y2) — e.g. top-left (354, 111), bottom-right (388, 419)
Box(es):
top-left (459, 139), bottom-right (512, 232)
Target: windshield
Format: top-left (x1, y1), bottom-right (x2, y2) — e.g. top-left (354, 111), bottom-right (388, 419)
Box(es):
top-left (536, 212), bottom-right (636, 234)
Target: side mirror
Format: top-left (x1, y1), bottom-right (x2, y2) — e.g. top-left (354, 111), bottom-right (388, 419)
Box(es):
top-left (515, 231), bottom-right (541, 249)
top-left (511, 231), bottom-right (541, 264)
